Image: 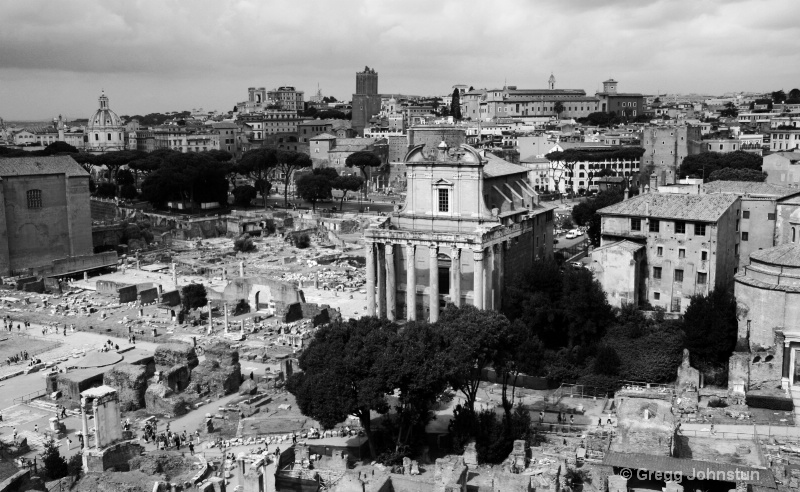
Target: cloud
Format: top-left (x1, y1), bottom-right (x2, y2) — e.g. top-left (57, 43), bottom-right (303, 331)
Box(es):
top-left (1, 0), bottom-right (799, 119)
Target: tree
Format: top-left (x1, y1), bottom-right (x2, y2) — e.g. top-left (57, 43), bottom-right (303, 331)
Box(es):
top-left (708, 167), bottom-right (767, 182)
top-left (788, 88), bottom-right (800, 104)
top-left (439, 305), bottom-right (509, 414)
top-left (275, 150), bottom-right (312, 207)
top-left (683, 289), bottom-right (738, 368)
top-left (95, 182), bottom-right (116, 198)
top-left (495, 320), bottom-right (544, 421)
top-left (140, 152), bottom-right (232, 210)
top-left (554, 101), bottom-right (565, 117)
top-left (772, 90), bottom-right (787, 104)
top-left (41, 438), bottom-right (68, 479)
top-left (181, 284), bottom-right (208, 314)
top-left (202, 149), bottom-right (233, 162)
top-left (331, 175), bottom-right (364, 209)
top-left (296, 173), bottom-right (332, 211)
top-left (345, 151), bottom-right (382, 199)
top-left (120, 184), bottom-right (138, 199)
top-left (232, 185), bottom-right (257, 207)
top-left (451, 88), bottom-right (462, 120)
top-left (720, 102), bottom-right (738, 118)
top-left (234, 233), bottom-right (256, 253)
top-left (287, 317), bottom-right (398, 458)
top-left (235, 148), bottom-right (277, 210)
top-left (383, 321), bottom-right (450, 449)
top-left (43, 141), bottom-right (79, 155)
top-left (570, 190), bottom-right (623, 246)
top-left (679, 151), bottom-right (762, 180)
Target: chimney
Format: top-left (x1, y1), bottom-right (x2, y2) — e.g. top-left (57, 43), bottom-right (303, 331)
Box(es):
top-left (623, 187), bottom-right (629, 201)
top-left (649, 173), bottom-right (658, 194)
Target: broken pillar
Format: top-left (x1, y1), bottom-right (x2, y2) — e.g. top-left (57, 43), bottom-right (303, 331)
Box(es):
top-left (239, 261), bottom-right (244, 278)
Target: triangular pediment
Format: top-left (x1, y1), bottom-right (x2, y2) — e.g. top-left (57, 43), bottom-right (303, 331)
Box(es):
top-left (434, 178), bottom-right (454, 186)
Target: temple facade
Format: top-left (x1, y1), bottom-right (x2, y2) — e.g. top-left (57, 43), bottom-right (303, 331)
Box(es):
top-left (364, 142), bottom-right (554, 323)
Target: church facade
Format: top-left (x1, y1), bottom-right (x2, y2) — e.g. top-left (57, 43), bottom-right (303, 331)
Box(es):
top-left (364, 142), bottom-right (554, 322)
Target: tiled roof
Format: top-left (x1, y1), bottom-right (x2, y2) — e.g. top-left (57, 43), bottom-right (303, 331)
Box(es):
top-left (520, 155), bottom-right (550, 163)
top-left (702, 181), bottom-right (798, 198)
top-left (309, 133), bottom-right (336, 140)
top-left (750, 243), bottom-right (800, 267)
top-left (482, 152), bottom-right (529, 178)
top-left (603, 451), bottom-right (776, 488)
top-left (0, 156), bottom-right (88, 178)
top-left (598, 193), bottom-right (738, 222)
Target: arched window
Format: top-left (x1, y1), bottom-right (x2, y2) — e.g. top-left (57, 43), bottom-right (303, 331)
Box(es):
top-left (26, 189), bottom-right (42, 209)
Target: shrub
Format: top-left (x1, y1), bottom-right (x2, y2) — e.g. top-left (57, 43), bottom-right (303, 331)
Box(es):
top-left (293, 233), bottom-right (310, 249)
top-left (233, 299), bottom-right (250, 316)
top-left (120, 184), bottom-right (138, 199)
top-left (707, 397), bottom-right (727, 408)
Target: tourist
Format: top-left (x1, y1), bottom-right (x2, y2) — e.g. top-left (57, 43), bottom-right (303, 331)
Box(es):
top-left (34, 424), bottom-right (38, 433)
top-left (12, 428), bottom-right (17, 442)
top-left (188, 442), bottom-right (195, 456)
top-left (569, 415), bottom-right (574, 425)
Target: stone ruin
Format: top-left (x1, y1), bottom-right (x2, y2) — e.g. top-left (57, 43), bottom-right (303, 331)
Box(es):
top-left (190, 341), bottom-right (242, 396)
top-left (675, 348), bottom-right (700, 414)
top-left (103, 363), bottom-right (154, 411)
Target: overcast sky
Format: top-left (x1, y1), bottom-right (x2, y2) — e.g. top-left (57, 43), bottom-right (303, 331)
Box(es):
top-left (2, 0), bottom-right (799, 120)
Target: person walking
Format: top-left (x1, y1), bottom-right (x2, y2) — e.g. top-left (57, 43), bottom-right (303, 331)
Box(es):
top-left (188, 442), bottom-right (195, 456)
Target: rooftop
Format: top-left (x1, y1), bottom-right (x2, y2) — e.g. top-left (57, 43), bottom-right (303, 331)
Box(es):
top-left (598, 192), bottom-right (738, 222)
top-left (592, 239), bottom-right (644, 254)
top-left (702, 180), bottom-right (798, 198)
top-left (0, 155), bottom-right (88, 178)
top-left (482, 151), bottom-right (529, 178)
top-left (750, 243), bottom-right (800, 267)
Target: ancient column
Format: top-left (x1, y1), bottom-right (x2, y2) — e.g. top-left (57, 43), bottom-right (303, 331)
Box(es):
top-left (385, 244), bottom-right (396, 322)
top-left (485, 245), bottom-right (495, 310)
top-left (239, 261), bottom-right (244, 278)
top-left (429, 245), bottom-right (439, 323)
top-left (472, 249), bottom-right (484, 309)
top-left (377, 244), bottom-right (386, 318)
top-left (784, 342), bottom-right (792, 389)
top-left (406, 244), bottom-right (417, 321)
top-left (450, 247), bottom-right (461, 307)
top-left (224, 303), bottom-right (229, 334)
top-left (92, 400), bottom-right (100, 450)
top-left (366, 242), bottom-right (376, 316)
top-left (80, 398), bottom-right (90, 472)
top-left (172, 263), bottom-right (178, 290)
top-left (222, 268), bottom-right (226, 282)
top-left (496, 242), bottom-right (505, 309)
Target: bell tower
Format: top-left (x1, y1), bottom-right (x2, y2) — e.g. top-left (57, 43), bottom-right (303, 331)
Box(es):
top-left (548, 73), bottom-right (555, 90)
top-left (99, 91), bottom-right (109, 109)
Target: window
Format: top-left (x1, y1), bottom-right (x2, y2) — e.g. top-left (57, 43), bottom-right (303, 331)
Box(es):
top-left (768, 213), bottom-right (776, 220)
top-left (657, 246), bottom-right (663, 256)
top-left (438, 188), bottom-right (449, 213)
top-left (742, 232), bottom-right (749, 241)
top-left (743, 210), bottom-right (750, 219)
top-left (697, 273), bottom-right (707, 285)
top-left (653, 267), bottom-right (662, 279)
top-left (674, 269), bottom-right (684, 282)
top-left (675, 221), bottom-right (686, 234)
top-left (701, 251), bottom-right (708, 261)
top-left (694, 223), bottom-right (706, 236)
top-left (649, 219), bottom-right (660, 232)
top-left (653, 292), bottom-right (661, 300)
top-left (678, 248), bottom-right (685, 259)
top-left (671, 297), bottom-right (681, 312)
top-left (26, 189), bottom-right (42, 209)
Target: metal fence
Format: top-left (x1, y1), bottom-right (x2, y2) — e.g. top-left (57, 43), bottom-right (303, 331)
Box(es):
top-left (552, 383), bottom-right (608, 401)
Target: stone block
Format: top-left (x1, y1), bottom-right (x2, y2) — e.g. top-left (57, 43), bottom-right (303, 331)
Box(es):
top-left (139, 287), bottom-right (158, 304)
top-left (204, 342), bottom-right (240, 366)
top-left (118, 285), bottom-right (138, 303)
top-left (22, 279), bottom-right (45, 293)
top-left (103, 363), bottom-right (149, 411)
top-left (192, 359), bottom-right (242, 395)
top-left (677, 349), bottom-right (700, 393)
top-left (608, 475), bottom-right (628, 492)
top-left (160, 290), bottom-right (181, 306)
top-left (238, 379), bottom-right (257, 396)
top-left (463, 441), bottom-right (478, 468)
top-left (164, 364), bottom-right (191, 392)
top-left (15, 276), bottom-right (37, 290)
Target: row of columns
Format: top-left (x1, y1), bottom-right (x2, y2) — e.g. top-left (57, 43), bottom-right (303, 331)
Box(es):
top-left (365, 241), bottom-right (506, 323)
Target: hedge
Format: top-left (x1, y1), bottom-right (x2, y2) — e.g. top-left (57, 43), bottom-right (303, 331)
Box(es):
top-left (745, 394), bottom-right (794, 411)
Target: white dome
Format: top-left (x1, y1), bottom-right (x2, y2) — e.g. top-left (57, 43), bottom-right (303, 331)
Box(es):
top-left (88, 92), bottom-right (124, 131)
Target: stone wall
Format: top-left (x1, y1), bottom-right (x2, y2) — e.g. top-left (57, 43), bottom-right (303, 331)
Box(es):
top-left (160, 290), bottom-right (181, 306)
top-left (139, 287), bottom-right (158, 304)
top-left (153, 342), bottom-right (198, 370)
top-left (118, 285), bottom-right (138, 303)
top-left (191, 342), bottom-right (241, 395)
top-left (164, 364), bottom-right (191, 392)
top-left (84, 441), bottom-right (145, 472)
top-left (103, 363), bottom-right (150, 411)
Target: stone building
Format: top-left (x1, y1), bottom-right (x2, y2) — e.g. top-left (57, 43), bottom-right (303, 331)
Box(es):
top-left (86, 91), bottom-right (126, 152)
top-left (267, 86), bottom-right (304, 113)
top-left (640, 125), bottom-right (702, 185)
top-left (363, 142), bottom-right (554, 322)
top-left (762, 150), bottom-right (800, 188)
top-left (593, 190), bottom-right (740, 312)
top-left (729, 244), bottom-right (800, 394)
top-left (352, 66), bottom-right (382, 136)
top-left (0, 156), bottom-right (93, 275)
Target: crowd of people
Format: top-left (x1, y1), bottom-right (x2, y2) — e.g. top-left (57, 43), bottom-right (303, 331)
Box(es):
top-left (142, 421), bottom-right (199, 455)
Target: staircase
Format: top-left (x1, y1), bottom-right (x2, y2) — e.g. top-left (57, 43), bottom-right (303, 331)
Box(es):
top-left (25, 398), bottom-right (79, 417)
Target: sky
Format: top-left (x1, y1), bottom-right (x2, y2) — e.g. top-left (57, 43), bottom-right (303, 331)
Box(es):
top-left (1, 0), bottom-right (799, 120)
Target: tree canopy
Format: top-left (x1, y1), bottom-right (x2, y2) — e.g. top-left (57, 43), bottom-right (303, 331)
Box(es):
top-left (708, 167), bottom-right (767, 182)
top-left (140, 152), bottom-right (232, 210)
top-left (451, 88), bottom-right (462, 120)
top-left (275, 150), bottom-right (312, 207)
top-left (287, 317), bottom-right (397, 458)
top-left (571, 190), bottom-right (625, 246)
top-left (546, 147), bottom-right (645, 164)
top-left (235, 148), bottom-right (278, 210)
top-left (679, 151), bottom-right (762, 180)
top-left (296, 173), bottom-right (332, 211)
top-left (332, 174), bottom-right (364, 208)
top-left (181, 284), bottom-right (208, 313)
top-left (345, 151), bottom-right (382, 198)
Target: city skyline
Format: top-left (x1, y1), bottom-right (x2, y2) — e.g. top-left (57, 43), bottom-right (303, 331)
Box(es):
top-left (1, 0), bottom-right (799, 119)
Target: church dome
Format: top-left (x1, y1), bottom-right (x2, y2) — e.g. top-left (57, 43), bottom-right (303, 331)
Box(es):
top-left (88, 91), bottom-right (123, 131)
